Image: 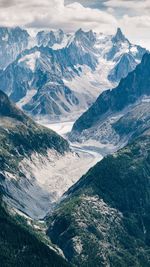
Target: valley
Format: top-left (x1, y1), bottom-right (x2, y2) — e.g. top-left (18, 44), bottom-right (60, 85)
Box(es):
top-left (0, 22), bottom-right (150, 267)
top-left (41, 118), bottom-right (119, 156)
top-left (23, 119), bottom-right (102, 219)
top-left (0, 93), bottom-right (103, 219)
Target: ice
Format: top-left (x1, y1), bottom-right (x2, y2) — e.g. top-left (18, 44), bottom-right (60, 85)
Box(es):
top-left (63, 61), bottom-right (115, 100)
top-left (18, 51), bottom-right (41, 71)
top-left (52, 35), bottom-right (71, 50)
top-left (41, 120), bottom-right (74, 136)
top-left (2, 34), bottom-right (9, 42)
top-left (2, 119), bottom-right (103, 219)
top-left (3, 146), bottom-right (101, 219)
top-left (130, 46), bottom-right (138, 54)
top-left (17, 89), bottom-right (37, 108)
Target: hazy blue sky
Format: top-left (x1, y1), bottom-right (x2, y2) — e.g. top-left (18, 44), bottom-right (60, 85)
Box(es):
top-left (0, 0), bottom-right (149, 48)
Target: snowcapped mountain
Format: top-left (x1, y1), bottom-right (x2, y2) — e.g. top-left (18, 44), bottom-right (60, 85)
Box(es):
top-left (36, 29), bottom-right (71, 50)
top-left (0, 27), bottom-right (147, 121)
top-left (1, 26), bottom-right (150, 267)
top-left (0, 46), bottom-right (81, 120)
top-left (0, 27), bottom-right (29, 69)
top-left (70, 53), bottom-right (150, 148)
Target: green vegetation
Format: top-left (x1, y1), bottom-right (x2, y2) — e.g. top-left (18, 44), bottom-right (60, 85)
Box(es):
top-left (0, 90), bottom-right (72, 266)
top-left (0, 194), bottom-right (70, 267)
top-left (47, 131), bottom-right (150, 266)
top-left (0, 90), bottom-right (69, 175)
top-left (0, 119), bottom-right (69, 173)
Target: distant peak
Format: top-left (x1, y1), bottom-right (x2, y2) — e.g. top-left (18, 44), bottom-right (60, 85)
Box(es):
top-left (117, 27), bottom-right (123, 35)
top-left (75, 28), bottom-right (95, 41)
top-left (76, 28), bottom-right (94, 34)
top-left (75, 28), bottom-right (84, 35)
top-left (112, 28), bottom-right (128, 43)
top-left (87, 29), bottom-right (95, 36)
top-left (0, 26), bottom-right (24, 31)
top-left (58, 29), bottom-right (64, 34)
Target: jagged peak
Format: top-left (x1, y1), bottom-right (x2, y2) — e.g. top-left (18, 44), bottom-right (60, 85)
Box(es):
top-left (75, 28), bottom-right (96, 42)
top-left (75, 28), bottom-right (84, 35)
top-left (36, 29), bottom-right (65, 41)
top-left (0, 26), bottom-right (28, 34)
top-left (0, 26), bottom-right (20, 30)
top-left (75, 28), bottom-right (94, 35)
top-left (112, 27), bottom-right (128, 43)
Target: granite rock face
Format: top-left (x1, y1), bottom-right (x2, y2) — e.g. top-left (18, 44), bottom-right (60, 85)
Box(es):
top-left (0, 27), bottom-right (29, 69)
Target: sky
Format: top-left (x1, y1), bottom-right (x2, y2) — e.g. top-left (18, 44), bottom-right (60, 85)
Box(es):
top-left (0, 0), bottom-right (149, 49)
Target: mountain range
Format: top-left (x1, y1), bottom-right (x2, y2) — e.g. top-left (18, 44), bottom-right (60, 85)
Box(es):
top-left (0, 26), bottom-right (147, 121)
top-left (1, 25), bottom-right (150, 267)
top-left (0, 90), bottom-right (74, 265)
top-left (0, 89), bottom-right (71, 217)
top-left (44, 53), bottom-right (150, 267)
top-left (0, 89), bottom-right (99, 220)
top-left (0, 27), bottom-right (29, 70)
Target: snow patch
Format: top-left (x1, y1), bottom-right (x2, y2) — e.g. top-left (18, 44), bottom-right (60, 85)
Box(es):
top-left (130, 46), bottom-right (138, 54)
top-left (2, 34), bottom-right (9, 42)
top-left (17, 89), bottom-right (37, 108)
top-left (19, 51), bottom-right (40, 71)
top-left (52, 35), bottom-right (71, 50)
top-left (63, 61), bottom-right (115, 100)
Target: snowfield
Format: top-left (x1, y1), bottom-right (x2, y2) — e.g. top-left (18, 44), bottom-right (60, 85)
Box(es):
top-left (18, 51), bottom-right (41, 71)
top-left (42, 121), bottom-right (74, 136)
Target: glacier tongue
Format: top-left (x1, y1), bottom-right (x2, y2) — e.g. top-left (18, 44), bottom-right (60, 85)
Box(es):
top-left (3, 146), bottom-right (101, 219)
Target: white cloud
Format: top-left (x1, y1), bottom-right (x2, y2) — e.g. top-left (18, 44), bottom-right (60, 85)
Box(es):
top-left (29, 2), bottom-right (118, 33)
top-left (119, 14), bottom-right (150, 49)
top-left (102, 0), bottom-right (150, 48)
top-left (0, 0), bottom-right (149, 49)
top-left (0, 0), bottom-right (117, 33)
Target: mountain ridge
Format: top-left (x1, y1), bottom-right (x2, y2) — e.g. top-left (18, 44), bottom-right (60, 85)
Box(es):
top-left (70, 52), bottom-right (150, 146)
top-left (47, 126), bottom-right (150, 267)
top-left (0, 27), bottom-right (147, 121)
top-left (0, 89), bottom-right (71, 218)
